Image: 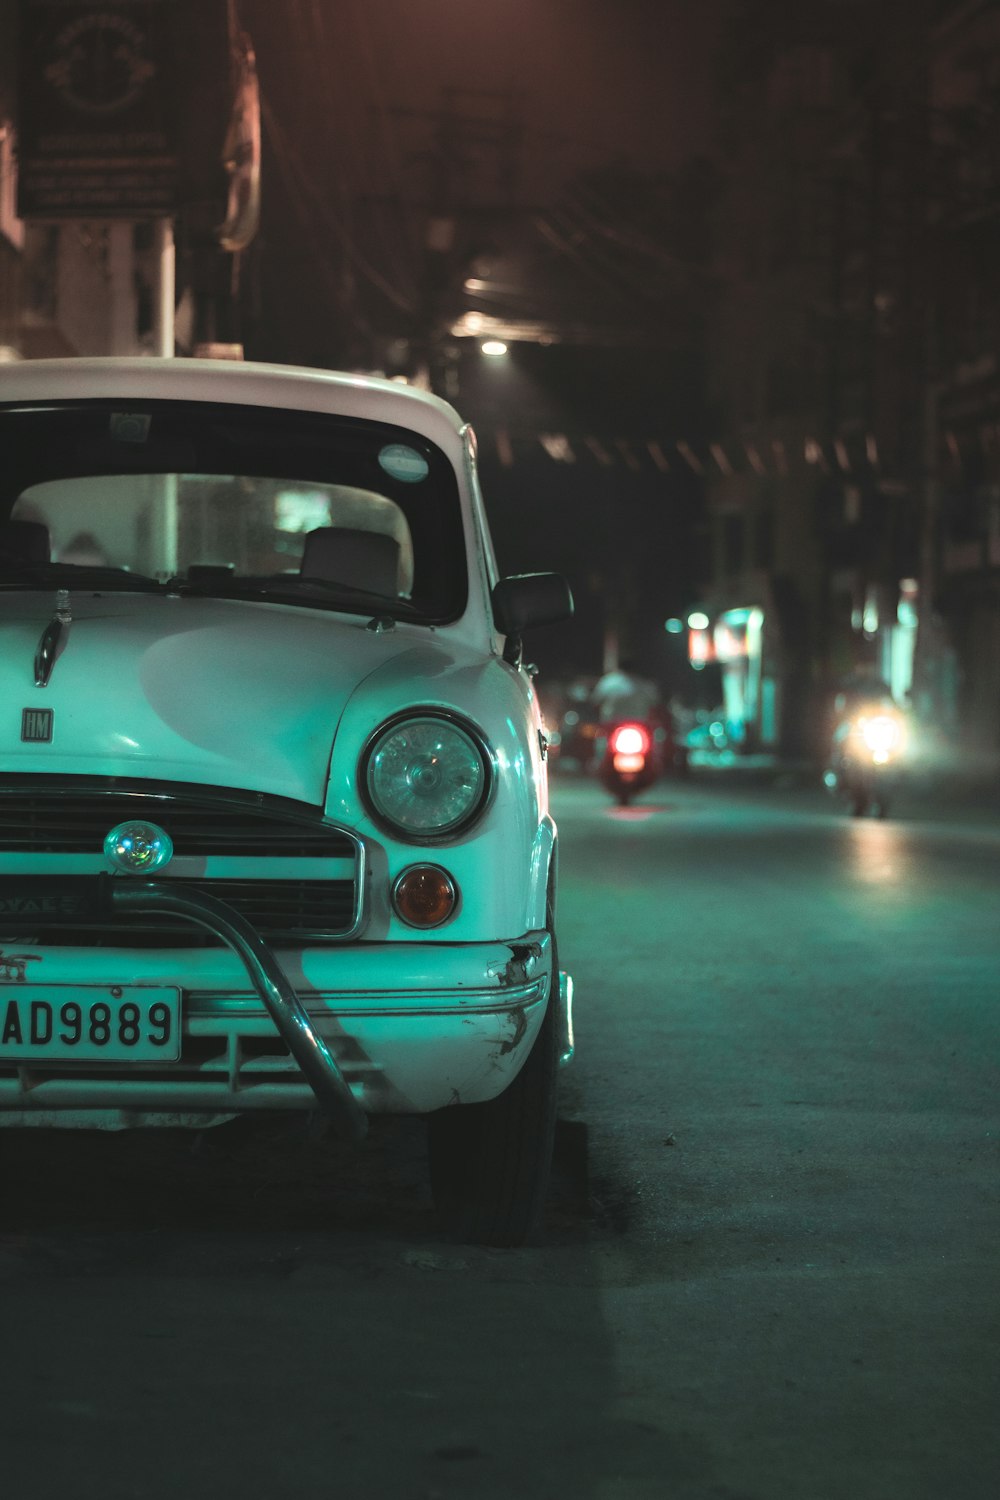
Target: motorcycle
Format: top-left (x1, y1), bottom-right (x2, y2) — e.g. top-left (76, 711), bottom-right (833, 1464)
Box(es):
top-left (824, 705), bottom-right (906, 817)
top-left (597, 720), bottom-right (662, 805)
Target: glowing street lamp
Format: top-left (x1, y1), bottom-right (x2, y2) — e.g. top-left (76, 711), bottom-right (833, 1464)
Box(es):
top-left (480, 339), bottom-right (508, 357)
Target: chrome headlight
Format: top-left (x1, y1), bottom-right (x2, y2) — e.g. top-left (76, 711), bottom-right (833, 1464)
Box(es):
top-left (362, 712), bottom-right (493, 841)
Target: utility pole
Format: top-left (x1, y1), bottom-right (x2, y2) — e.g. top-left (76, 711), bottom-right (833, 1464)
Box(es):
top-left (152, 217), bottom-right (175, 357)
top-left (385, 88), bottom-right (525, 391)
top-left (903, 0), bottom-right (941, 719)
top-left (913, 306), bottom-right (940, 718)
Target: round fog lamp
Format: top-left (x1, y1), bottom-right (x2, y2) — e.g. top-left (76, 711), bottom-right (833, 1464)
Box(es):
top-left (392, 865), bottom-right (457, 928)
top-left (103, 820), bottom-right (174, 874)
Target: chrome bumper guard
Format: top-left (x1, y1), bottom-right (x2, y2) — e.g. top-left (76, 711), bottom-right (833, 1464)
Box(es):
top-left (0, 876), bottom-right (368, 1142)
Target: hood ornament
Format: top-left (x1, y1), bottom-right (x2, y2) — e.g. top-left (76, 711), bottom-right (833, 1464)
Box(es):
top-left (34, 589), bottom-right (72, 688)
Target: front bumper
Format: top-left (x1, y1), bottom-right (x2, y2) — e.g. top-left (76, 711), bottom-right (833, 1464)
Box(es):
top-left (0, 911), bottom-right (567, 1126)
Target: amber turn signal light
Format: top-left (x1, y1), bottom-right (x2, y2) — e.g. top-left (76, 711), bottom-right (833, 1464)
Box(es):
top-left (391, 864), bottom-right (458, 928)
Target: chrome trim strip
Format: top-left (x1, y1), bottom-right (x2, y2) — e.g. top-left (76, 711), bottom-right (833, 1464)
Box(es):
top-left (0, 773), bottom-right (353, 832)
top-left (557, 971), bottom-right (575, 1067)
top-left (183, 980), bottom-right (548, 1020)
top-left (0, 1080), bottom-right (333, 1112)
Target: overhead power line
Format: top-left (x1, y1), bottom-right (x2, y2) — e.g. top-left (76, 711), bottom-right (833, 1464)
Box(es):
top-left (261, 95), bottom-right (416, 317)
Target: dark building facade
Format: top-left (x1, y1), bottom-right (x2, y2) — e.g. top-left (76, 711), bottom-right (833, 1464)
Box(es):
top-left (702, 0), bottom-right (1000, 761)
top-left (0, 3), bottom-right (23, 355)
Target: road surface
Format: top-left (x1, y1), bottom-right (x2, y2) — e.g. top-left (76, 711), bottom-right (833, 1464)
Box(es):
top-left (2, 773), bottom-right (997, 1499)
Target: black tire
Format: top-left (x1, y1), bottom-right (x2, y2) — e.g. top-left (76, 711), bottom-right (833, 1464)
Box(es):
top-left (427, 936), bottom-right (559, 1248)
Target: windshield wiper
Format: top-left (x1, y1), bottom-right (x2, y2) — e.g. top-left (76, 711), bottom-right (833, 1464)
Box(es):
top-left (171, 572), bottom-right (421, 618)
top-left (0, 562), bottom-right (163, 591)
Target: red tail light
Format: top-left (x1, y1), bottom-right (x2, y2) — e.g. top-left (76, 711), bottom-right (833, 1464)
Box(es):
top-left (609, 722), bottom-right (651, 756)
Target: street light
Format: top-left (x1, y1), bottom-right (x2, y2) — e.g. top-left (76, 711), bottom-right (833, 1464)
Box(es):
top-left (481, 339), bottom-right (508, 357)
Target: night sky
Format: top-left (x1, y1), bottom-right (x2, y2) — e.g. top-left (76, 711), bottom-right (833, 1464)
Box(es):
top-left (238, 0), bottom-right (728, 370)
top-left (243, 0), bottom-right (724, 190)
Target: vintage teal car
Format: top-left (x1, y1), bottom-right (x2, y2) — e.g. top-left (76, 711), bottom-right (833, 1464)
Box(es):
top-left (0, 357), bottom-right (573, 1246)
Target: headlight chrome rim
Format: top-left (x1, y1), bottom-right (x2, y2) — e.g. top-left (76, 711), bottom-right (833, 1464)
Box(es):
top-left (361, 709), bottom-right (495, 843)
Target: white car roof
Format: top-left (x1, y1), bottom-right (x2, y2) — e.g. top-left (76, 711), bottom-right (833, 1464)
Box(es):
top-left (0, 356), bottom-right (497, 651)
top-left (0, 357), bottom-right (469, 460)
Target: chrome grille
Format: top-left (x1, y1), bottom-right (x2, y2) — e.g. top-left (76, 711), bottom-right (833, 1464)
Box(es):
top-left (0, 783), bottom-right (355, 857)
top-left (0, 778), bottom-right (361, 944)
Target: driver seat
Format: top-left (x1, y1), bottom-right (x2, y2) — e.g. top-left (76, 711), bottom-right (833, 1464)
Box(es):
top-left (0, 518), bottom-right (51, 563)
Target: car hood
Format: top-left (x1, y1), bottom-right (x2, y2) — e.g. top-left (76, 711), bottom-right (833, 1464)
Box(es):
top-left (0, 591), bottom-right (427, 804)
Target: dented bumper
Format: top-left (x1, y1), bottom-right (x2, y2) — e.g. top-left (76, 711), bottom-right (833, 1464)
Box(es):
top-left (0, 931), bottom-right (562, 1124)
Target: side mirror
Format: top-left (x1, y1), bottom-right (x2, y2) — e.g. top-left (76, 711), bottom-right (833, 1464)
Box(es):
top-left (492, 572), bottom-right (574, 635)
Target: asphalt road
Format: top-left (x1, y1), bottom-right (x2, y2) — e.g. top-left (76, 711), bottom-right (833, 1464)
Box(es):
top-left (1, 772), bottom-right (997, 1500)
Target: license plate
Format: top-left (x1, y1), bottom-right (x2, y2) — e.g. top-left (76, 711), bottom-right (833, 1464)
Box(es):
top-left (0, 986), bottom-right (181, 1062)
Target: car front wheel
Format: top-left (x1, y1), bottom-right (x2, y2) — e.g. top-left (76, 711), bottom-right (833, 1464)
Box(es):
top-left (427, 941), bottom-right (559, 1247)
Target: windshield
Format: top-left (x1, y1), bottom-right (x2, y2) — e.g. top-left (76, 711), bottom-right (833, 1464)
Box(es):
top-left (0, 399), bottom-right (468, 621)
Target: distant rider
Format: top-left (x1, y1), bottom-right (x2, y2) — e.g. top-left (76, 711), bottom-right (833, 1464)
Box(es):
top-left (592, 660), bottom-right (661, 724)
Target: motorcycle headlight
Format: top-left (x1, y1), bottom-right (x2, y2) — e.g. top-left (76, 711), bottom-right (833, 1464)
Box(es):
top-left (362, 712), bottom-right (493, 841)
top-left (861, 714), bottom-right (903, 756)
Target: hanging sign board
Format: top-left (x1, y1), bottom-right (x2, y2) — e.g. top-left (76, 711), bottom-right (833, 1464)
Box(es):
top-left (17, 0), bottom-right (178, 218)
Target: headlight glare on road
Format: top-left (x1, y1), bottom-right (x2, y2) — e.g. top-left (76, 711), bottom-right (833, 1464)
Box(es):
top-left (363, 712), bottom-right (492, 840)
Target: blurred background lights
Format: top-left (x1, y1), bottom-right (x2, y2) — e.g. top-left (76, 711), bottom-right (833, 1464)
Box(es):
top-left (664, 617), bottom-right (684, 634)
top-left (480, 339), bottom-right (508, 357)
top-left (687, 611), bottom-right (709, 630)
